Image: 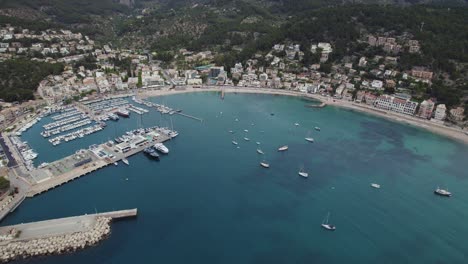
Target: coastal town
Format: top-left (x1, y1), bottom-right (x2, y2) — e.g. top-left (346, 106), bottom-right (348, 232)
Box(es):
top-left (0, 19), bottom-right (467, 262)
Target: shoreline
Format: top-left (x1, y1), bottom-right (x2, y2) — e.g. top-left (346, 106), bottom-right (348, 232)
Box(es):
top-left (136, 86), bottom-right (468, 145)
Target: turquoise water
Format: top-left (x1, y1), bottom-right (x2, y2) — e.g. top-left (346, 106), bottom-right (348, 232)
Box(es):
top-left (5, 92), bottom-right (468, 263)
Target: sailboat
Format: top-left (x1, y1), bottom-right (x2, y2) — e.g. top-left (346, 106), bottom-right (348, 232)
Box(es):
top-left (321, 212), bottom-right (336, 231)
top-left (298, 167), bottom-right (308, 178)
top-left (305, 131), bottom-right (314, 143)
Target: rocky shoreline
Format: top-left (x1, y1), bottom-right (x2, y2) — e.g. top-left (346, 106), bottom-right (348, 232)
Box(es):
top-left (0, 217), bottom-right (111, 263)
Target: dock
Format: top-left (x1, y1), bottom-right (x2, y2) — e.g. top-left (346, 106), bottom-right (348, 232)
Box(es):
top-left (176, 112), bottom-right (203, 122)
top-left (27, 128), bottom-right (172, 197)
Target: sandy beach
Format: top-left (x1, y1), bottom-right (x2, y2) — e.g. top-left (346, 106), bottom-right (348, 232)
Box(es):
top-left (135, 86), bottom-right (468, 145)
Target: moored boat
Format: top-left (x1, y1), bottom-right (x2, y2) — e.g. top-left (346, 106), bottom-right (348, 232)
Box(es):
top-left (122, 158), bottom-right (129, 165)
top-left (321, 212), bottom-right (336, 231)
top-left (298, 168), bottom-right (308, 178)
top-left (116, 109), bottom-right (130, 118)
top-left (257, 149), bottom-right (264, 155)
top-left (232, 141), bottom-right (238, 145)
top-left (154, 143), bottom-right (169, 154)
top-left (260, 162), bottom-right (270, 168)
top-left (278, 145), bottom-right (289, 151)
top-left (434, 187), bottom-right (451, 197)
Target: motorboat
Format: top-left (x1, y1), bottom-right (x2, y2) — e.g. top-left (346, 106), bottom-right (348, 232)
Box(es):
top-left (305, 137), bottom-right (315, 143)
top-left (278, 145), bottom-right (289, 151)
top-left (244, 137), bottom-right (250, 141)
top-left (260, 162), bottom-right (270, 168)
top-left (154, 143), bottom-right (169, 154)
top-left (122, 158), bottom-right (129, 165)
top-left (232, 141), bottom-right (238, 145)
top-left (315, 127), bottom-right (321, 131)
top-left (116, 109), bottom-right (130, 118)
top-left (371, 183), bottom-right (381, 189)
top-left (257, 149), bottom-right (264, 155)
top-left (434, 187), bottom-right (451, 197)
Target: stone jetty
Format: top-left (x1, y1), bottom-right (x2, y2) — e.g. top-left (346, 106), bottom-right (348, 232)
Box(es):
top-left (0, 209), bottom-right (136, 263)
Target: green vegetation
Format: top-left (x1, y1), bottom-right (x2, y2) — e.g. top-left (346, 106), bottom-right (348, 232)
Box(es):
top-left (0, 59), bottom-right (64, 102)
top-left (0, 176), bottom-right (10, 192)
top-left (0, 0), bottom-right (129, 24)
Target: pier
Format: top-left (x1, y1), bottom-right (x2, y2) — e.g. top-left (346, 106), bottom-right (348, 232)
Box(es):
top-left (176, 112), bottom-right (203, 122)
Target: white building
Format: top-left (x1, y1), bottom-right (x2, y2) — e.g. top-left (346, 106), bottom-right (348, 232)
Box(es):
top-left (433, 104), bottom-right (446, 121)
top-left (375, 94), bottom-right (418, 116)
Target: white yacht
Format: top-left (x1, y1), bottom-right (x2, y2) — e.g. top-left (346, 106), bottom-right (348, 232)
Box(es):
top-left (154, 143), bottom-right (169, 154)
top-left (371, 183), bottom-right (381, 189)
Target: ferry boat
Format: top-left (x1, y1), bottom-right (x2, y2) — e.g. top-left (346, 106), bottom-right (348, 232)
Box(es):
top-left (434, 187), bottom-right (451, 197)
top-left (260, 162), bottom-right (270, 168)
top-left (122, 158), bottom-right (129, 165)
top-left (321, 212), bottom-right (336, 231)
top-left (278, 145), bottom-right (289, 152)
top-left (154, 143), bottom-right (169, 154)
top-left (257, 149), bottom-right (264, 154)
top-left (116, 109), bottom-right (130, 118)
top-left (371, 183), bottom-right (381, 189)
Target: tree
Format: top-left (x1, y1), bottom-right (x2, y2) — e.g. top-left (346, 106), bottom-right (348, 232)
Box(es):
top-left (0, 177), bottom-right (9, 191)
